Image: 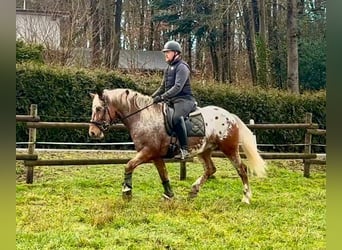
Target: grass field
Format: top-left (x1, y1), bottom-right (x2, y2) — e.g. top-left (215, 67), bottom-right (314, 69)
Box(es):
top-left (16, 151), bottom-right (326, 249)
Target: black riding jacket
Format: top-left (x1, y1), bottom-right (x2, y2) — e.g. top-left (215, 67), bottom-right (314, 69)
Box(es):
top-left (152, 58), bottom-right (193, 100)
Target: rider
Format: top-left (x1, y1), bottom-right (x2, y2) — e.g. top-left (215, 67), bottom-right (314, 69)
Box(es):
top-left (151, 40), bottom-right (196, 160)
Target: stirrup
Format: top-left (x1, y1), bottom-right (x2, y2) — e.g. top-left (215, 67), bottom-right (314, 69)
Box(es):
top-left (174, 149), bottom-right (190, 160)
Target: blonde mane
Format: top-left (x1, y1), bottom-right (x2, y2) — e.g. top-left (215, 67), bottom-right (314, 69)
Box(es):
top-left (105, 88), bottom-right (152, 112)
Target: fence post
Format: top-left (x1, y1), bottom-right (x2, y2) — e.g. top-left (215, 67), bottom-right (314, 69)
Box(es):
top-left (25, 104), bottom-right (37, 184)
top-left (303, 112), bottom-right (312, 178)
top-left (180, 161), bottom-right (186, 180)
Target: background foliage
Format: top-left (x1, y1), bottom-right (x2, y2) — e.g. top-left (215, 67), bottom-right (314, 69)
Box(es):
top-left (16, 40), bottom-right (44, 64)
top-left (16, 0), bottom-right (326, 90)
top-left (16, 62), bottom-right (138, 149)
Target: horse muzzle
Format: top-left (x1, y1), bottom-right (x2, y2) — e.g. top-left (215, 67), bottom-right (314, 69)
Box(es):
top-left (89, 123), bottom-right (105, 139)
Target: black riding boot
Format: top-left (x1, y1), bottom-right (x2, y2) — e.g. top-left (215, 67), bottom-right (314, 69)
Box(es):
top-left (173, 116), bottom-right (190, 160)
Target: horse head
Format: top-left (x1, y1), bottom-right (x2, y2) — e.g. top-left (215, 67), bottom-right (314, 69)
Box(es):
top-left (88, 89), bottom-right (121, 139)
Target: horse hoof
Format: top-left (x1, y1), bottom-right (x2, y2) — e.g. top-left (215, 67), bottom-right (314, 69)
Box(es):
top-left (122, 190), bottom-right (132, 201)
top-left (188, 191), bottom-right (198, 199)
top-left (241, 197), bottom-right (250, 204)
top-left (162, 193), bottom-right (174, 201)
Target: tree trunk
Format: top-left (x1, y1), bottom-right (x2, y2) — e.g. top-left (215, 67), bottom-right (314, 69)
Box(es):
top-left (195, 36), bottom-right (204, 75)
top-left (148, 7), bottom-right (154, 51)
top-left (251, 0), bottom-right (259, 35)
top-left (90, 0), bottom-right (101, 67)
top-left (138, 0), bottom-right (146, 49)
top-left (221, 1), bottom-right (231, 83)
top-left (287, 0), bottom-right (299, 94)
top-left (103, 0), bottom-right (113, 68)
top-left (268, 0), bottom-right (285, 88)
top-left (257, 0), bottom-right (268, 87)
top-left (242, 0), bottom-right (257, 85)
top-left (209, 30), bottom-right (219, 81)
top-left (112, 0), bottom-right (122, 68)
top-left (187, 36), bottom-right (192, 71)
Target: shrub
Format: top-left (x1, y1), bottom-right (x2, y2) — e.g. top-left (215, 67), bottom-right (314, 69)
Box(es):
top-left (16, 40), bottom-right (44, 64)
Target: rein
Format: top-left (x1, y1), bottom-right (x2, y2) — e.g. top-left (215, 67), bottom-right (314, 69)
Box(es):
top-left (90, 102), bottom-right (154, 132)
top-left (120, 102), bottom-right (154, 121)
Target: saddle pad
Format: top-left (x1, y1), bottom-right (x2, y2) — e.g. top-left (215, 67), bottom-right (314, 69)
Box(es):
top-left (187, 112), bottom-right (205, 137)
top-left (163, 105), bottom-right (205, 137)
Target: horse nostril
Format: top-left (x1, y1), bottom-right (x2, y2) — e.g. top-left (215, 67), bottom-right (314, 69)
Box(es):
top-left (89, 131), bottom-right (95, 137)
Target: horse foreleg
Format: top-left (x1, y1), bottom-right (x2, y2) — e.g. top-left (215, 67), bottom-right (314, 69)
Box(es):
top-left (153, 158), bottom-right (174, 200)
top-left (189, 151), bottom-right (216, 198)
top-left (122, 150), bottom-right (151, 200)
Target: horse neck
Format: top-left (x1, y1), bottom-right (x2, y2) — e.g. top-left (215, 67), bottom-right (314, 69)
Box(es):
top-left (113, 99), bottom-right (141, 129)
top-left (116, 100), bottom-right (162, 133)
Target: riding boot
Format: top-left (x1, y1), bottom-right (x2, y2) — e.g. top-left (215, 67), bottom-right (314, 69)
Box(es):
top-left (173, 116), bottom-right (190, 160)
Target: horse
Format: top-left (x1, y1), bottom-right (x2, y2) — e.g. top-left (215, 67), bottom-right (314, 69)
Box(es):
top-left (89, 88), bottom-right (266, 204)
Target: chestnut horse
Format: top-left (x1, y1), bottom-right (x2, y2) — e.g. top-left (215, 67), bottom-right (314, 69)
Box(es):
top-left (89, 88), bottom-right (266, 204)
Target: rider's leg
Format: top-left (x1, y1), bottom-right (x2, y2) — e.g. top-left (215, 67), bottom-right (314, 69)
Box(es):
top-left (173, 115), bottom-right (190, 159)
top-left (172, 99), bottom-right (195, 159)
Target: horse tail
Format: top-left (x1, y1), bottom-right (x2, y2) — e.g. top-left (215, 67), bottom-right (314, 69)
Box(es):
top-left (234, 114), bottom-right (267, 177)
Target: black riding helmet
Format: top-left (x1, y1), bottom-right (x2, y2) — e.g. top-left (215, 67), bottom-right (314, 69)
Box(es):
top-left (162, 41), bottom-right (182, 54)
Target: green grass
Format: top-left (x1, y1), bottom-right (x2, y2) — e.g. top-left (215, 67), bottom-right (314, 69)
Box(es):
top-left (16, 151), bottom-right (326, 249)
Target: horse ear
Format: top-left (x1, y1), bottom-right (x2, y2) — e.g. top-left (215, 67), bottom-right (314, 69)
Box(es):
top-left (96, 89), bottom-right (104, 100)
top-left (95, 86), bottom-right (103, 98)
top-left (89, 93), bottom-right (95, 99)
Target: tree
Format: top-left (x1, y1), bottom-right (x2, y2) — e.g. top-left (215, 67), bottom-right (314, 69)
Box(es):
top-left (103, 0), bottom-right (114, 68)
top-left (287, 0), bottom-right (299, 94)
top-left (112, 0), bottom-right (122, 68)
top-left (256, 0), bottom-right (268, 87)
top-left (242, 0), bottom-right (257, 85)
top-left (90, 0), bottom-right (101, 67)
top-left (267, 0), bottom-right (285, 88)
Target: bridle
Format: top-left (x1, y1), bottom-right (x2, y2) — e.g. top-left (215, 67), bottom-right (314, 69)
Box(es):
top-left (90, 101), bottom-right (155, 133)
top-left (90, 105), bottom-right (116, 132)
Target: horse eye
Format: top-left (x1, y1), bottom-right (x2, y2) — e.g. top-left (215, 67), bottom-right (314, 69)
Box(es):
top-left (96, 107), bottom-right (102, 112)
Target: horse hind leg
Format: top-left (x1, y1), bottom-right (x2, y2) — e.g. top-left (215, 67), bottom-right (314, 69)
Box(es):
top-left (189, 150), bottom-right (216, 198)
top-left (231, 153), bottom-right (252, 204)
top-left (238, 161), bottom-right (252, 204)
top-left (219, 143), bottom-right (252, 204)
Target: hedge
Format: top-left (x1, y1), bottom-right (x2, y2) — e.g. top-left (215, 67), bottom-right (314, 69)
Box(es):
top-left (16, 40), bottom-right (45, 64)
top-left (16, 63), bottom-right (139, 149)
top-left (191, 84), bottom-right (326, 152)
top-left (16, 62), bottom-right (326, 152)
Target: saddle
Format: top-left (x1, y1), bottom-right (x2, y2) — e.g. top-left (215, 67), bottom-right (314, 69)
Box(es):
top-left (162, 103), bottom-right (206, 137)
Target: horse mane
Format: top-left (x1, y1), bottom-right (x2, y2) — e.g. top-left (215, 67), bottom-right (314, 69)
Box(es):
top-left (129, 89), bottom-right (152, 109)
top-left (105, 88), bottom-right (152, 112)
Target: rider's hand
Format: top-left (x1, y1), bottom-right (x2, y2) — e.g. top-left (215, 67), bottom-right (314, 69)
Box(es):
top-left (153, 95), bottom-right (163, 103)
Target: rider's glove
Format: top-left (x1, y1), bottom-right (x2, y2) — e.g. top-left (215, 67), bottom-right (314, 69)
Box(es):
top-left (153, 95), bottom-right (163, 103)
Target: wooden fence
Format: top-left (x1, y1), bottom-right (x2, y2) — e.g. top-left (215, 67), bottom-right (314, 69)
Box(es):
top-left (16, 104), bottom-right (326, 183)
